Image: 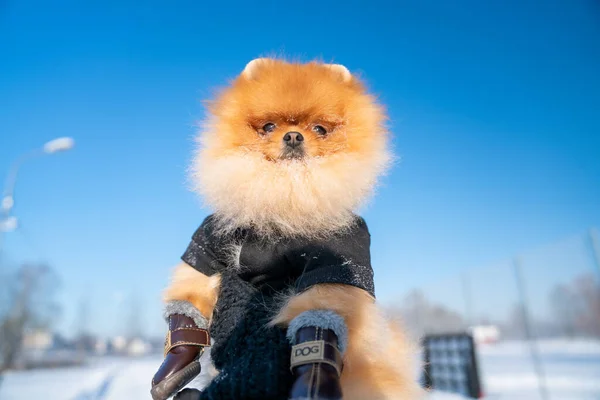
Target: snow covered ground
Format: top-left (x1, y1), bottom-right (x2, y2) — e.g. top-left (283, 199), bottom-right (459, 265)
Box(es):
top-left (0, 339), bottom-right (598, 399)
top-left (475, 339), bottom-right (600, 400)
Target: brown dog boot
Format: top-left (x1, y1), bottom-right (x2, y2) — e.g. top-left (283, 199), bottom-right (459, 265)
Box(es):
top-left (289, 326), bottom-right (344, 400)
top-left (151, 314), bottom-right (210, 400)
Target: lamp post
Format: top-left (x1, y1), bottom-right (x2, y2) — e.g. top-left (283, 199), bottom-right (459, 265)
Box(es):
top-left (0, 137), bottom-right (75, 258)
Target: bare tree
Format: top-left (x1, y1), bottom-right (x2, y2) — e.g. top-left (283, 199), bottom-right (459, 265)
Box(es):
top-left (572, 273), bottom-right (600, 337)
top-left (549, 284), bottom-right (579, 337)
top-left (548, 272), bottom-right (600, 338)
top-left (388, 290), bottom-right (466, 339)
top-left (73, 293), bottom-right (95, 355)
top-left (0, 263), bottom-right (60, 373)
top-left (123, 293), bottom-right (143, 340)
top-left (501, 303), bottom-right (530, 339)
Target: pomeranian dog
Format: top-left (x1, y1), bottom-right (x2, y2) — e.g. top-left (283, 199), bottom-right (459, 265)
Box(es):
top-left (151, 58), bottom-right (421, 400)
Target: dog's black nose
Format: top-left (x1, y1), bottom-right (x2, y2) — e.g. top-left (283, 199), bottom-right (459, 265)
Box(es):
top-left (283, 131), bottom-right (304, 148)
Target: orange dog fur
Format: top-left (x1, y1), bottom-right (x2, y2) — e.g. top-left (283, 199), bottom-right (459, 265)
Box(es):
top-left (163, 58), bottom-right (421, 399)
top-left (191, 58), bottom-right (391, 239)
top-left (271, 285), bottom-right (421, 400)
top-left (163, 263), bottom-right (220, 322)
top-left (164, 265), bottom-right (421, 399)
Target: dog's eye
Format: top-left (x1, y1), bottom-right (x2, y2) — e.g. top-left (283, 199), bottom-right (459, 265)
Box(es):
top-left (312, 125), bottom-right (327, 135)
top-left (262, 123), bottom-right (276, 133)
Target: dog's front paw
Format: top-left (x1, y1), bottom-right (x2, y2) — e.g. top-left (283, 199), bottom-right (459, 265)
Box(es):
top-left (288, 327), bottom-right (343, 400)
top-left (150, 314), bottom-right (210, 400)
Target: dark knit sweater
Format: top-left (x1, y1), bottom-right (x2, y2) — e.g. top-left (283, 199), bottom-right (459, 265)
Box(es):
top-left (179, 214), bottom-right (375, 400)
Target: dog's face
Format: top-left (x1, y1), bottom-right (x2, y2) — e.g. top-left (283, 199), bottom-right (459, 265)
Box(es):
top-left (193, 58), bottom-right (390, 238)
top-left (207, 59), bottom-right (376, 163)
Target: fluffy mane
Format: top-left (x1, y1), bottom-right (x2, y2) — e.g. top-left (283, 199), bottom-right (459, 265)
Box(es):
top-left (190, 59), bottom-right (391, 239)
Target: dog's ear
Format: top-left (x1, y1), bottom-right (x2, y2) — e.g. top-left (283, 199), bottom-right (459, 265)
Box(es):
top-left (325, 64), bottom-right (352, 83)
top-left (242, 58), bottom-right (273, 80)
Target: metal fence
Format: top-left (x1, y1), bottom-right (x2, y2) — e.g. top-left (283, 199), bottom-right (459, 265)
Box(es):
top-left (394, 228), bottom-right (600, 399)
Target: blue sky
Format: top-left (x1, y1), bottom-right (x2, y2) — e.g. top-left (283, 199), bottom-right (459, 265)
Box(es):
top-left (1, 0), bottom-right (599, 337)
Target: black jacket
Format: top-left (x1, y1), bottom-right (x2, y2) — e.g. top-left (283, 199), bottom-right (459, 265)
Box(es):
top-left (178, 214), bottom-right (375, 399)
top-left (181, 214), bottom-right (375, 297)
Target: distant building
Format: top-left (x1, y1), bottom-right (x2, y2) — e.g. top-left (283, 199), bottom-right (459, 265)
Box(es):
top-left (469, 325), bottom-right (500, 344)
top-left (127, 337), bottom-right (151, 356)
top-left (110, 336), bottom-right (128, 353)
top-left (18, 330), bottom-right (84, 369)
top-left (22, 330), bottom-right (53, 351)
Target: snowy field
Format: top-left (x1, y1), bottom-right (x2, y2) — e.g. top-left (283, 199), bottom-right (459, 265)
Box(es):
top-left (475, 339), bottom-right (600, 400)
top-left (0, 339), bottom-right (598, 399)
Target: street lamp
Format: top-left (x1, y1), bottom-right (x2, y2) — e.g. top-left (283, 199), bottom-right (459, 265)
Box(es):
top-left (0, 137), bottom-right (75, 255)
top-left (1, 137), bottom-right (75, 216)
top-left (0, 216), bottom-right (17, 233)
top-left (43, 137), bottom-right (75, 154)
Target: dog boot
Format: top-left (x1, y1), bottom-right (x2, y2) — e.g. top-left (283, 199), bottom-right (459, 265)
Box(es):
top-left (151, 312), bottom-right (210, 400)
top-left (287, 310), bottom-right (347, 400)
